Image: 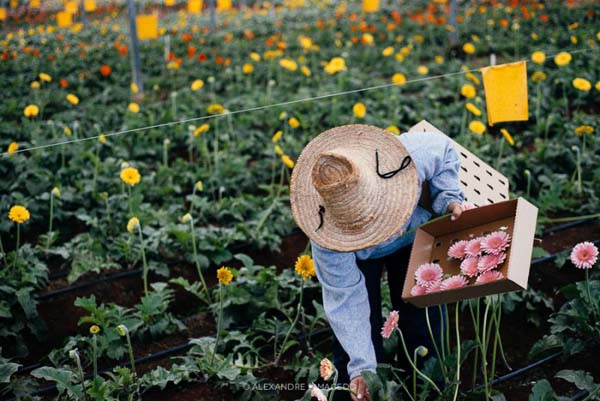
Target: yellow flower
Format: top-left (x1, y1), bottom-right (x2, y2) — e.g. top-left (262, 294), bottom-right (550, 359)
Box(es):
top-left (288, 117), bottom-right (300, 129)
top-left (572, 78), bottom-right (591, 92)
top-left (461, 84), bottom-right (476, 98)
top-left (531, 51), bottom-right (545, 65)
top-left (500, 128), bottom-right (514, 146)
top-left (298, 36), bottom-right (313, 49)
top-left (120, 167), bottom-right (141, 186)
top-left (249, 52), bottom-right (261, 62)
top-left (531, 71), bottom-right (547, 83)
top-left (89, 325), bottom-right (101, 335)
top-left (217, 266), bottom-right (233, 285)
top-left (469, 120), bottom-right (486, 135)
top-left (7, 142), bottom-right (18, 154)
top-left (361, 33), bottom-right (374, 45)
top-left (295, 254), bottom-right (315, 280)
top-left (207, 103), bottom-right (224, 114)
top-left (191, 79), bottom-right (204, 91)
top-left (575, 125), bottom-right (594, 135)
top-left (272, 130), bottom-right (283, 143)
top-left (352, 102), bottom-right (366, 118)
top-left (66, 93), bottom-right (79, 105)
top-left (38, 72), bottom-right (52, 82)
top-left (196, 180), bottom-right (204, 192)
top-left (64, 127), bottom-right (72, 136)
top-left (596, 81), bottom-right (600, 91)
top-left (127, 217), bottom-right (139, 233)
top-left (130, 83), bottom-right (139, 94)
top-left (279, 58), bottom-right (298, 71)
top-left (274, 145), bottom-right (284, 156)
top-left (324, 57), bottom-right (347, 75)
top-left (463, 42), bottom-right (475, 54)
top-left (99, 134), bottom-right (107, 144)
top-left (51, 187), bottom-right (61, 197)
top-left (128, 102), bottom-right (140, 113)
top-left (181, 213), bottom-right (192, 223)
top-left (465, 102), bottom-right (482, 116)
top-left (386, 125), bottom-right (400, 135)
top-left (301, 66), bottom-right (311, 77)
top-left (282, 155), bottom-right (295, 169)
top-left (23, 104), bottom-right (39, 118)
top-left (242, 63), bottom-right (254, 74)
top-left (400, 46), bottom-right (411, 56)
top-left (193, 124), bottom-right (210, 137)
top-left (570, 35), bottom-right (577, 45)
top-left (392, 72), bottom-right (406, 85)
top-left (417, 65), bottom-right (428, 75)
top-left (554, 52), bottom-right (572, 67)
top-left (279, 112), bottom-right (288, 121)
top-left (8, 205), bottom-right (30, 224)
top-left (465, 72), bottom-right (480, 86)
top-left (382, 46), bottom-right (394, 57)
top-left (395, 53), bottom-right (405, 62)
top-left (435, 55), bottom-right (444, 64)
top-left (31, 81), bottom-right (41, 89)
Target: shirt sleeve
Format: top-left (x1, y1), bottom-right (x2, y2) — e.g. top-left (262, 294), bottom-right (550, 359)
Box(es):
top-left (311, 241), bottom-right (377, 380)
top-left (425, 132), bottom-right (465, 215)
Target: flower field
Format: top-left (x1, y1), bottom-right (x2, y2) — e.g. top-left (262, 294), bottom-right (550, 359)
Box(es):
top-left (1, 0), bottom-right (600, 400)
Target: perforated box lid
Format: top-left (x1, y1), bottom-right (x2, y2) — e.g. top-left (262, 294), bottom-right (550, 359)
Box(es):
top-left (408, 120), bottom-right (510, 207)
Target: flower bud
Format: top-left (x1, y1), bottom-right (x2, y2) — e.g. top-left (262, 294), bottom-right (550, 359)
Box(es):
top-left (416, 346), bottom-right (428, 357)
top-left (116, 324), bottom-right (128, 337)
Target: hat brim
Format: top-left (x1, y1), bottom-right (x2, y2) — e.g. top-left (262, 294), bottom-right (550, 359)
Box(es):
top-left (290, 125), bottom-right (419, 252)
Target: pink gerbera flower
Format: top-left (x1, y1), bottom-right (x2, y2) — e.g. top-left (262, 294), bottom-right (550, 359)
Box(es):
top-left (570, 242), bottom-right (599, 269)
top-left (465, 238), bottom-right (483, 257)
top-left (414, 263), bottom-right (443, 288)
top-left (440, 275), bottom-right (468, 290)
top-left (410, 285), bottom-right (427, 296)
top-left (477, 253), bottom-right (506, 273)
top-left (448, 240), bottom-right (469, 259)
top-left (476, 271), bottom-right (505, 284)
top-left (460, 257), bottom-right (480, 277)
top-left (426, 281), bottom-right (442, 293)
top-left (481, 231), bottom-right (511, 255)
top-left (381, 310), bottom-right (399, 339)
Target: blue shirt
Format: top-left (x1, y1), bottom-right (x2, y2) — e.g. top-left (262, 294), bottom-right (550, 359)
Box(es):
top-left (311, 130), bottom-right (464, 380)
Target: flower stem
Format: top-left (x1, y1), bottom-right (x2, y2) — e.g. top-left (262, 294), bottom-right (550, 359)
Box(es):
top-left (210, 284), bottom-right (224, 365)
top-left (189, 219), bottom-right (212, 304)
top-left (397, 328), bottom-right (442, 394)
top-left (425, 307), bottom-right (447, 380)
top-left (46, 192), bottom-right (54, 250)
top-left (137, 225), bottom-right (149, 297)
top-left (276, 278), bottom-right (304, 365)
top-left (585, 269), bottom-right (599, 319)
top-left (92, 335), bottom-right (98, 380)
top-left (452, 303), bottom-right (461, 401)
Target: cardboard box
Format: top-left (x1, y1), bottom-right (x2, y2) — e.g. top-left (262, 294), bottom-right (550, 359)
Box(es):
top-left (402, 198), bottom-right (538, 307)
top-left (402, 121), bottom-right (537, 307)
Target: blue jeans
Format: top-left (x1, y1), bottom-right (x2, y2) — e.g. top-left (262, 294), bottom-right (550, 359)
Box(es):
top-left (331, 245), bottom-right (445, 398)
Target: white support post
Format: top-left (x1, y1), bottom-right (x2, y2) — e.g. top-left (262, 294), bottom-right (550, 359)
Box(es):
top-left (127, 0), bottom-right (144, 95)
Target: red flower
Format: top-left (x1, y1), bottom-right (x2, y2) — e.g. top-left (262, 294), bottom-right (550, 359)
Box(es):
top-left (100, 65), bottom-right (112, 77)
top-left (187, 45), bottom-right (196, 58)
top-left (182, 33), bottom-right (193, 42)
top-left (119, 45), bottom-right (128, 56)
top-left (197, 53), bottom-right (207, 62)
top-left (59, 78), bottom-right (69, 88)
top-left (216, 56), bottom-right (223, 65)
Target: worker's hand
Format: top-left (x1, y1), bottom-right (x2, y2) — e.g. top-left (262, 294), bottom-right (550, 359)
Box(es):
top-left (448, 201), bottom-right (475, 221)
top-left (350, 376), bottom-right (371, 401)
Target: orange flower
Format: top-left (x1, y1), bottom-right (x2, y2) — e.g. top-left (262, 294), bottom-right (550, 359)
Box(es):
top-left (59, 78), bottom-right (69, 88)
top-left (100, 65), bottom-right (112, 77)
top-left (119, 44), bottom-right (128, 56)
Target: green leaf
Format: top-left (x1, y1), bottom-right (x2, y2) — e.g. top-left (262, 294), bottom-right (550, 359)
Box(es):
top-left (529, 379), bottom-right (554, 401)
top-left (555, 370), bottom-right (597, 392)
top-left (0, 360), bottom-right (20, 383)
top-left (31, 366), bottom-right (83, 399)
top-left (234, 253), bottom-right (255, 268)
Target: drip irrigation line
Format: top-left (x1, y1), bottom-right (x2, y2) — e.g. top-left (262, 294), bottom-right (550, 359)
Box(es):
top-left (2, 47), bottom-right (596, 157)
top-left (543, 218), bottom-right (596, 235)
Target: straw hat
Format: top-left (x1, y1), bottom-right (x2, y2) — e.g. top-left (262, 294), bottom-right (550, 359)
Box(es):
top-left (290, 125), bottom-right (419, 252)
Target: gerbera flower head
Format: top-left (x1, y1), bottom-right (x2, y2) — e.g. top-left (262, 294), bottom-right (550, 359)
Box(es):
top-left (465, 238), bottom-right (483, 257)
top-left (216, 266), bottom-right (233, 285)
top-left (126, 217), bottom-right (139, 233)
top-left (381, 310), bottom-right (399, 339)
top-left (319, 358), bottom-right (335, 381)
top-left (448, 240), bottom-right (469, 259)
top-left (440, 275), bottom-right (468, 290)
top-left (570, 242), bottom-right (598, 269)
top-left (414, 263), bottom-right (443, 288)
top-left (295, 254), bottom-right (315, 280)
top-left (8, 205), bottom-right (30, 224)
top-left (410, 285), bottom-right (427, 296)
top-left (476, 271), bottom-right (504, 284)
top-left (481, 231), bottom-right (511, 255)
top-left (477, 253), bottom-right (506, 273)
top-left (120, 167), bottom-right (141, 186)
top-left (426, 281), bottom-right (442, 294)
top-left (460, 257), bottom-right (480, 277)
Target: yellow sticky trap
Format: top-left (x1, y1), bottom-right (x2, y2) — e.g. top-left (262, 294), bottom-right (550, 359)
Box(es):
top-left (0, 8), bottom-right (6, 20)
top-left (217, 0), bottom-right (231, 11)
top-left (481, 61), bottom-right (529, 126)
top-left (57, 11), bottom-right (73, 27)
top-left (188, 0), bottom-right (202, 13)
top-left (65, 1), bottom-right (78, 14)
top-left (136, 15), bottom-right (158, 40)
top-left (30, 0), bottom-right (41, 9)
top-left (362, 0), bottom-right (379, 13)
top-left (165, 0), bottom-right (176, 5)
top-left (84, 0), bottom-right (96, 12)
